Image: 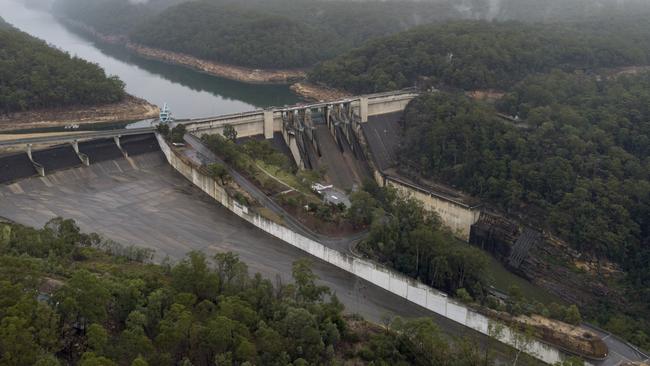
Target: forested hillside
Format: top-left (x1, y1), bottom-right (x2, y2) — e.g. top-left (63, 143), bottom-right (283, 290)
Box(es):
top-left (397, 72), bottom-right (650, 347)
top-left (129, 2), bottom-right (337, 69)
top-left (0, 19), bottom-right (125, 114)
top-left (130, 0), bottom-right (471, 68)
top-left (487, 0), bottom-right (650, 21)
top-left (0, 218), bottom-right (487, 365)
top-left (52, 0), bottom-right (183, 36)
top-left (52, 0), bottom-right (650, 70)
top-left (56, 0), bottom-right (466, 69)
top-left (309, 18), bottom-right (650, 93)
top-left (0, 16), bottom-right (10, 29)
top-left (354, 180), bottom-right (491, 300)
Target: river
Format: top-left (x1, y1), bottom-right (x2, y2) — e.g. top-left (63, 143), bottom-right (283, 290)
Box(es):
top-left (0, 0), bottom-right (299, 119)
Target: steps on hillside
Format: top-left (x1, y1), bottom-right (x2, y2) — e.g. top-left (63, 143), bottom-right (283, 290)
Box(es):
top-left (508, 227), bottom-right (541, 268)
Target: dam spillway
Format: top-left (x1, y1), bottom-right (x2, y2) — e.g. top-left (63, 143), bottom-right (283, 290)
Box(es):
top-left (0, 138), bottom-right (466, 330)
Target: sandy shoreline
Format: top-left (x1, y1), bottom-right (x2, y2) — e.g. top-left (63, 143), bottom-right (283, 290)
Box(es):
top-left (0, 95), bottom-right (159, 132)
top-left (290, 82), bottom-right (352, 102)
top-left (127, 43), bottom-right (306, 85)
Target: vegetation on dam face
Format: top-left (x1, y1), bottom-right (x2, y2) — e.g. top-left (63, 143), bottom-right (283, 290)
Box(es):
top-left (0, 16), bottom-right (126, 114)
top-left (0, 218), bottom-right (494, 366)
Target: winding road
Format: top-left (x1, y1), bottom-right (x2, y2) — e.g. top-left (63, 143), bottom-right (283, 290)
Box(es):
top-left (183, 133), bottom-right (366, 253)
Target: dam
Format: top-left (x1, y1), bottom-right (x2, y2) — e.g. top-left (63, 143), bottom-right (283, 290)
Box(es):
top-left (0, 134), bottom-right (499, 350)
top-left (2, 89), bottom-right (647, 365)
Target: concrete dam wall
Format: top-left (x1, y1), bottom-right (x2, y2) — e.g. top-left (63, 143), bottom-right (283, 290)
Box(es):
top-left (182, 90), bottom-right (420, 139)
top-left (380, 174), bottom-right (482, 239)
top-left (156, 133), bottom-right (568, 365)
top-left (181, 89), bottom-right (482, 239)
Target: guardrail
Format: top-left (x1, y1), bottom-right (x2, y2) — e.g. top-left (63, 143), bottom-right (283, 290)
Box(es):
top-left (0, 127), bottom-right (155, 147)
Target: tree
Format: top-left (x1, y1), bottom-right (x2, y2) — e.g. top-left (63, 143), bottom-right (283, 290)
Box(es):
top-left (54, 270), bottom-right (111, 327)
top-left (207, 163), bottom-right (230, 185)
top-left (131, 357), bottom-right (149, 366)
top-left (0, 316), bottom-right (39, 366)
top-left (33, 355), bottom-right (61, 366)
top-left (564, 305), bottom-right (582, 325)
top-left (280, 308), bottom-right (325, 362)
top-left (0, 23), bottom-right (124, 114)
top-left (223, 124), bottom-right (238, 142)
top-left (170, 124), bottom-right (187, 144)
top-left (291, 259), bottom-right (329, 303)
top-left (347, 190), bottom-right (379, 228)
top-left (255, 321), bottom-right (287, 365)
top-left (511, 325), bottom-right (535, 366)
top-left (1, 219), bottom-right (486, 365)
top-left (171, 251), bottom-right (220, 301)
top-left (86, 324), bottom-right (108, 354)
top-left (78, 353), bottom-right (117, 366)
top-left (456, 288), bottom-right (473, 303)
top-left (156, 123), bottom-right (170, 140)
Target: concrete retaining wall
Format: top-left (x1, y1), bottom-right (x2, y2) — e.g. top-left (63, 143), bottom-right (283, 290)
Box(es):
top-left (383, 176), bottom-right (481, 240)
top-left (366, 92), bottom-right (419, 117)
top-left (183, 90), bottom-right (420, 139)
top-left (156, 133), bottom-right (566, 365)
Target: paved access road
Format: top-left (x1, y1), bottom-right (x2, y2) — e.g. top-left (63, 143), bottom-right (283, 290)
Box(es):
top-left (184, 134), bottom-right (365, 253)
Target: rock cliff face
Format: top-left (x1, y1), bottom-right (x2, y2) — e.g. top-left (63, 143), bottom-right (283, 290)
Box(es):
top-left (520, 236), bottom-right (622, 307)
top-left (469, 212), bottom-right (624, 307)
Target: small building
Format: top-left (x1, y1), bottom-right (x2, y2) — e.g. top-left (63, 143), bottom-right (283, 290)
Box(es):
top-left (311, 183), bottom-right (351, 208)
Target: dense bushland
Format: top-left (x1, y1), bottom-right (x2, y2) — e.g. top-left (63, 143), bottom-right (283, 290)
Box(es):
top-left (56, 0), bottom-right (465, 68)
top-left (52, 0), bottom-right (183, 35)
top-left (129, 2), bottom-right (337, 69)
top-left (0, 218), bottom-right (492, 365)
top-left (0, 19), bottom-right (125, 114)
top-left (396, 72), bottom-right (650, 347)
top-left (309, 18), bottom-right (650, 93)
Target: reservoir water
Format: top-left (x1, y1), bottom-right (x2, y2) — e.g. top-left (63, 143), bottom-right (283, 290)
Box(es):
top-left (0, 0), bottom-right (300, 119)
